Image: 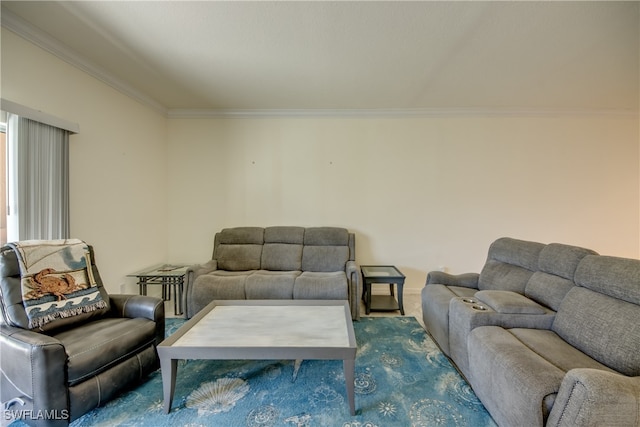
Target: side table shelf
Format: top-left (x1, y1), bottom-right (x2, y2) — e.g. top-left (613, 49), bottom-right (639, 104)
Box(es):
top-left (361, 265), bottom-right (406, 315)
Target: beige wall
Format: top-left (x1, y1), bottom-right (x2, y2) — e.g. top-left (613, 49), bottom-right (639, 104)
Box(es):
top-left (167, 115), bottom-right (639, 290)
top-left (2, 29), bottom-right (168, 293)
top-left (3, 28), bottom-right (639, 294)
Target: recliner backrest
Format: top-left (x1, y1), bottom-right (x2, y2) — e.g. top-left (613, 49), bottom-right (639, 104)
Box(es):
top-left (524, 243), bottom-right (597, 310)
top-left (0, 245), bottom-right (110, 333)
top-left (213, 227), bottom-right (265, 271)
top-left (261, 226), bottom-right (304, 271)
top-left (302, 227), bottom-right (350, 272)
top-left (478, 237), bottom-right (544, 293)
top-left (553, 254), bottom-right (640, 376)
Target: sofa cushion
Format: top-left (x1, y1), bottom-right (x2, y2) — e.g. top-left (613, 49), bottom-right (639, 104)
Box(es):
top-left (524, 272), bottom-right (575, 312)
top-left (575, 255), bottom-right (640, 305)
top-left (553, 286), bottom-right (640, 376)
top-left (261, 244), bottom-right (302, 271)
top-left (475, 290), bottom-right (546, 314)
top-left (54, 317), bottom-right (157, 386)
top-left (264, 226), bottom-right (305, 244)
top-left (191, 271), bottom-right (250, 313)
top-left (468, 326), bottom-right (566, 426)
top-left (524, 243), bottom-right (596, 310)
top-left (216, 244), bottom-right (263, 271)
top-left (508, 328), bottom-right (617, 374)
top-left (293, 271), bottom-right (348, 300)
top-left (478, 238), bottom-right (544, 293)
top-left (302, 246), bottom-right (349, 272)
top-left (217, 227), bottom-right (265, 245)
top-left (245, 271), bottom-right (300, 299)
top-left (303, 227), bottom-right (349, 246)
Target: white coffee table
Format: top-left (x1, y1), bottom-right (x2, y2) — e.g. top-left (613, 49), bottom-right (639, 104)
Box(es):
top-left (158, 300), bottom-right (357, 415)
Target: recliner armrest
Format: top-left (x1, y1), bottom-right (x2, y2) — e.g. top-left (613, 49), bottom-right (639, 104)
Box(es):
top-left (426, 271), bottom-right (479, 288)
top-left (109, 294), bottom-right (165, 345)
top-left (1, 324), bottom-right (67, 414)
top-left (547, 369), bottom-right (640, 427)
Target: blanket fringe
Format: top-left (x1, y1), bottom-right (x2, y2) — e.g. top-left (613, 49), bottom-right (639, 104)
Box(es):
top-left (29, 300), bottom-right (108, 330)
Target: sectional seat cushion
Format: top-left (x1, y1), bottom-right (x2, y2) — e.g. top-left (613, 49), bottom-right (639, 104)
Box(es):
top-left (191, 271), bottom-right (253, 314)
top-left (245, 271), bottom-right (301, 299)
top-left (468, 325), bottom-right (616, 427)
top-left (293, 271), bottom-right (348, 300)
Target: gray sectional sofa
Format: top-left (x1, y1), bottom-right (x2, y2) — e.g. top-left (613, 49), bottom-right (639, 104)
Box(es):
top-left (184, 226), bottom-right (361, 320)
top-left (422, 237), bottom-right (640, 427)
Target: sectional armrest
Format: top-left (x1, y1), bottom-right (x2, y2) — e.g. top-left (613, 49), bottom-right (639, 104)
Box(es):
top-left (0, 324), bottom-right (67, 413)
top-left (186, 259), bottom-right (218, 283)
top-left (426, 271), bottom-right (479, 288)
top-left (346, 260), bottom-right (361, 320)
top-left (183, 260), bottom-right (218, 318)
top-left (547, 369), bottom-right (640, 427)
top-left (450, 292), bottom-right (556, 331)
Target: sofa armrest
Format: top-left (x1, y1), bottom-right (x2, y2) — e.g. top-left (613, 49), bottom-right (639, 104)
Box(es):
top-left (186, 259), bottom-right (218, 283)
top-left (346, 260), bottom-right (361, 320)
top-left (183, 260), bottom-right (218, 319)
top-left (109, 294), bottom-right (165, 345)
top-left (1, 324), bottom-right (67, 415)
top-left (547, 369), bottom-right (640, 427)
top-left (426, 271), bottom-right (479, 288)
top-left (474, 290), bottom-right (548, 315)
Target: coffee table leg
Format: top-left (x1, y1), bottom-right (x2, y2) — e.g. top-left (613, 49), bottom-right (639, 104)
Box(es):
top-left (161, 357), bottom-right (178, 413)
top-left (343, 358), bottom-right (356, 415)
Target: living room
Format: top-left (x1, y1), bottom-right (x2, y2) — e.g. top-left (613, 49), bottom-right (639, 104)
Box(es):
top-left (1, 2), bottom-right (639, 426)
top-left (1, 1), bottom-right (637, 297)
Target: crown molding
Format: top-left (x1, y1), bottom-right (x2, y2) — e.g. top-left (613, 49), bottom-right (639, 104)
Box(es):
top-left (168, 107), bottom-right (639, 119)
top-left (1, 7), bottom-right (168, 116)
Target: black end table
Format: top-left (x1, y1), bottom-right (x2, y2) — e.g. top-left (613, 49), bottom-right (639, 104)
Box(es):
top-left (361, 265), bottom-right (406, 315)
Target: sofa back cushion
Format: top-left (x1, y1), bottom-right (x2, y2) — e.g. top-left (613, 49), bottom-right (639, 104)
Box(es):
top-left (525, 243), bottom-right (597, 310)
top-left (214, 227), bottom-right (264, 271)
top-left (302, 227), bottom-right (349, 272)
top-left (478, 238), bottom-right (544, 293)
top-left (261, 227), bottom-right (304, 271)
top-left (553, 255), bottom-right (640, 376)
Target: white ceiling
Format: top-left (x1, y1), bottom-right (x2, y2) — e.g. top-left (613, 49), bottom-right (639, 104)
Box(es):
top-left (2, 1), bottom-right (639, 116)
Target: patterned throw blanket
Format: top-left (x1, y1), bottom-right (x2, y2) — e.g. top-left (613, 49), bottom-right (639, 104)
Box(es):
top-left (8, 239), bottom-right (107, 329)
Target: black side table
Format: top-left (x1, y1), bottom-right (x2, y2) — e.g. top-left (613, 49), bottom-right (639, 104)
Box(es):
top-left (361, 265), bottom-right (406, 315)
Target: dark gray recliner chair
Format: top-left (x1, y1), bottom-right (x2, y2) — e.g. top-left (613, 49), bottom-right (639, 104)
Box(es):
top-left (0, 244), bottom-right (165, 426)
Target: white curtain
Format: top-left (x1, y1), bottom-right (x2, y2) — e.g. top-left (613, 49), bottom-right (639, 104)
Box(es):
top-left (6, 114), bottom-right (70, 241)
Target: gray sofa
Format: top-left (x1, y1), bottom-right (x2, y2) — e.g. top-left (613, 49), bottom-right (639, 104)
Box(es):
top-left (422, 237), bottom-right (640, 426)
top-left (184, 226), bottom-right (361, 320)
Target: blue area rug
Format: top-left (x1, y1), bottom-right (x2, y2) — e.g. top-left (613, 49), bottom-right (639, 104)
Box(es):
top-left (61, 317), bottom-right (496, 426)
